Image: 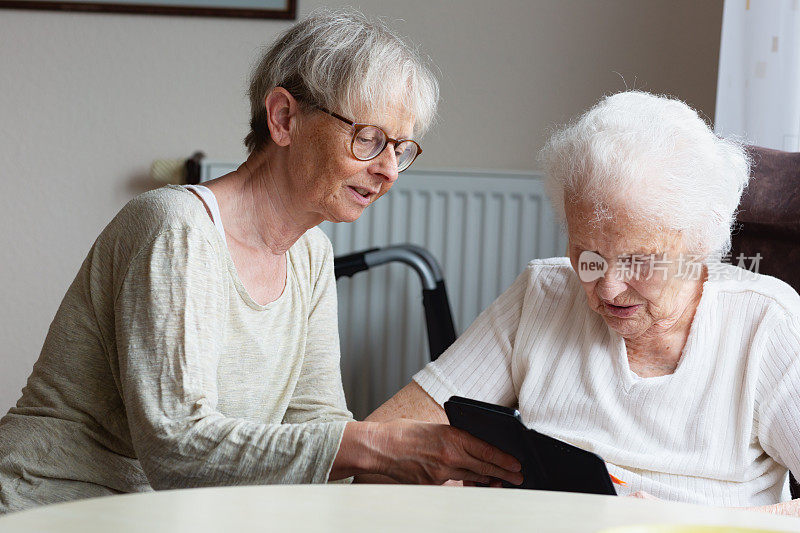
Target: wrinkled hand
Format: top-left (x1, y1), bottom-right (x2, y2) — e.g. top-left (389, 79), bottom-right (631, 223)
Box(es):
top-left (374, 418), bottom-right (523, 486)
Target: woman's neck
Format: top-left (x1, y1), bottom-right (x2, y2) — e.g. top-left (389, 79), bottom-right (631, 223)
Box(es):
top-left (206, 146), bottom-right (323, 256)
top-left (624, 269), bottom-right (707, 377)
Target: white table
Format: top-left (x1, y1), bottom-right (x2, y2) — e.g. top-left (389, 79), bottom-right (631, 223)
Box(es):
top-left (1, 485), bottom-right (799, 532)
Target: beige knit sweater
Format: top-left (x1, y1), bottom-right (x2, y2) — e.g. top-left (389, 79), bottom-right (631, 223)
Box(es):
top-left (0, 185), bottom-right (352, 513)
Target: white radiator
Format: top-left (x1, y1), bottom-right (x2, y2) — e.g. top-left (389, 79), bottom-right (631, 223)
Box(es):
top-left (198, 164), bottom-right (566, 418)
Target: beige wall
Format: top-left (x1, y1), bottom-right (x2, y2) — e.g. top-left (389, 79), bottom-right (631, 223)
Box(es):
top-left (0, 0), bottom-right (723, 413)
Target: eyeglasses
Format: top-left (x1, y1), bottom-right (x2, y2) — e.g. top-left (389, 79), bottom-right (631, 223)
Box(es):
top-left (317, 106), bottom-right (422, 172)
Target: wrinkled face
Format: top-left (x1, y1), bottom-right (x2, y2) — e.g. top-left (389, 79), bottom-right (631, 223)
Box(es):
top-left (286, 103), bottom-right (415, 223)
top-left (566, 201), bottom-right (704, 340)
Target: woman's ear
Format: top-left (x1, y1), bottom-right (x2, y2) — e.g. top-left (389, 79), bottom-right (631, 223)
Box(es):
top-left (265, 87), bottom-right (298, 147)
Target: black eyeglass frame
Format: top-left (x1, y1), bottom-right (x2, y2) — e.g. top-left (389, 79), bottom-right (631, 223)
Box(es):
top-left (317, 106), bottom-right (422, 172)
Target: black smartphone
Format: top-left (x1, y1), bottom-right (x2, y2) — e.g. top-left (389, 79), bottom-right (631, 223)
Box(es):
top-left (444, 395), bottom-right (616, 496)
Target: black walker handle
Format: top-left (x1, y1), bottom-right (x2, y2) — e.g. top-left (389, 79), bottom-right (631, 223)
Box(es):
top-left (334, 244), bottom-right (458, 361)
top-left (333, 248), bottom-right (380, 279)
top-left (422, 280), bottom-right (458, 360)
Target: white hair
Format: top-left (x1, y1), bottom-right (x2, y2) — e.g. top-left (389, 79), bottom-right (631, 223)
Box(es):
top-left (538, 90), bottom-right (751, 261)
top-left (244, 8), bottom-right (440, 155)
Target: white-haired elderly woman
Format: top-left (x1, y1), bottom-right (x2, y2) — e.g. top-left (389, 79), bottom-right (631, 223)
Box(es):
top-left (364, 91), bottom-right (800, 516)
top-left (0, 10), bottom-right (522, 513)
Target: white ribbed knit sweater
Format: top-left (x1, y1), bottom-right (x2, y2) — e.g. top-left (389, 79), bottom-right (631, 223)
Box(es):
top-left (414, 257), bottom-right (800, 506)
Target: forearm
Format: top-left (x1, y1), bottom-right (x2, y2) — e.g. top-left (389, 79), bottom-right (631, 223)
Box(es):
top-left (366, 381), bottom-right (448, 424)
top-left (132, 411), bottom-right (348, 489)
top-left (330, 420), bottom-right (433, 482)
top-left (353, 381), bottom-right (447, 484)
top-left (329, 421), bottom-right (382, 481)
top-left (746, 499), bottom-right (800, 517)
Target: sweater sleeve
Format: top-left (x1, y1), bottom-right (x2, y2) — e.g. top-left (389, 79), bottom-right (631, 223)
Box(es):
top-left (113, 227), bottom-right (347, 489)
top-left (756, 312), bottom-right (800, 477)
top-left (412, 268), bottom-right (529, 408)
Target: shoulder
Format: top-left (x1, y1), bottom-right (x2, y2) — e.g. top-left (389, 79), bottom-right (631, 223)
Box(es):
top-left (705, 264), bottom-right (800, 384)
top-left (92, 185), bottom-right (223, 277)
top-left (291, 226), bottom-right (333, 263)
top-left (288, 226), bottom-right (334, 286)
top-left (707, 263), bottom-right (800, 321)
top-left (113, 185), bottom-right (212, 237)
top-left (524, 256), bottom-right (574, 275)
top-left (100, 185), bottom-right (215, 248)
top-left (300, 225), bottom-right (334, 255)
top-left (519, 257), bottom-right (582, 301)
top-left (491, 257), bottom-right (586, 328)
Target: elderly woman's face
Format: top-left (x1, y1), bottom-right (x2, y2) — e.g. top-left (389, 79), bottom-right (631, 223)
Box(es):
top-left (287, 103), bottom-right (415, 223)
top-left (565, 202), bottom-right (703, 340)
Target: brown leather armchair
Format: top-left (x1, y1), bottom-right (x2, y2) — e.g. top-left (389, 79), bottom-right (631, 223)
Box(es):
top-left (731, 145), bottom-right (800, 500)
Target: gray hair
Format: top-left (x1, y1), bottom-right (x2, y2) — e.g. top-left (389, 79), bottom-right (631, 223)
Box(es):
top-left (244, 8), bottom-right (440, 155)
top-left (538, 90), bottom-right (751, 261)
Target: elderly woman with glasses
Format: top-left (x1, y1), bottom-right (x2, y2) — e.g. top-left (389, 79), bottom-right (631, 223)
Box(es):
top-left (0, 10), bottom-right (522, 513)
top-left (363, 91), bottom-right (800, 516)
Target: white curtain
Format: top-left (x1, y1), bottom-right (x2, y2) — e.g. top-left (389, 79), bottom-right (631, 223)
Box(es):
top-left (715, 0), bottom-right (800, 151)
